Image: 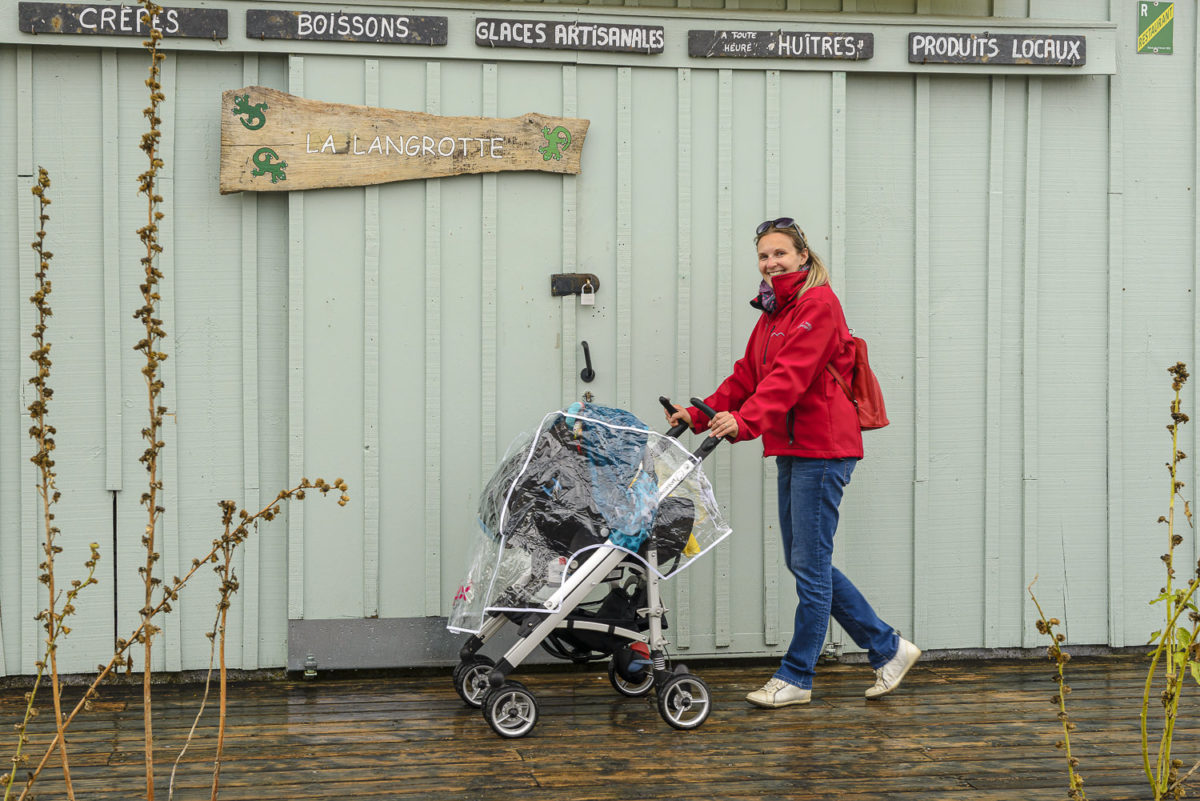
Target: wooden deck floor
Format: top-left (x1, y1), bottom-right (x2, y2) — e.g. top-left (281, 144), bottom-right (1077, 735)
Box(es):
top-left (1, 655), bottom-right (1193, 800)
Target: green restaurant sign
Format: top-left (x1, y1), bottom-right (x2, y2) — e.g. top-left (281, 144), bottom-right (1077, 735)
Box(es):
top-left (1138, 1), bottom-right (1174, 55)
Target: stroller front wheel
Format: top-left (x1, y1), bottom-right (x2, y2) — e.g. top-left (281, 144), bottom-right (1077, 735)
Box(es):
top-left (657, 673), bottom-right (711, 730)
top-left (482, 681), bottom-right (539, 738)
top-left (608, 659), bottom-right (655, 697)
top-left (453, 656), bottom-right (496, 708)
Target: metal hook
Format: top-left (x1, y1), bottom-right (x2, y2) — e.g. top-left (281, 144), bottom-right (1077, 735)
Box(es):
top-left (580, 341), bottom-right (595, 383)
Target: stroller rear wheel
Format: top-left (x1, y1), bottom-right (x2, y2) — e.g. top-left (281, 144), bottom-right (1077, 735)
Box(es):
top-left (482, 681), bottom-right (539, 738)
top-left (608, 659), bottom-right (655, 697)
top-left (657, 673), bottom-right (711, 730)
top-left (453, 656), bottom-right (495, 708)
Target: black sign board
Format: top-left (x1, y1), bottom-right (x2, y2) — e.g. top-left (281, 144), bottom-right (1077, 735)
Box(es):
top-left (689, 29), bottom-right (874, 60)
top-left (475, 18), bottom-right (664, 54)
top-left (246, 9), bottom-right (446, 45)
top-left (19, 1), bottom-right (226, 37)
top-left (909, 32), bottom-right (1086, 66)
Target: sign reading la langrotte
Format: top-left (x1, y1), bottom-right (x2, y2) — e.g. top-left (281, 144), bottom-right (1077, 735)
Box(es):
top-left (475, 17), bottom-right (664, 53)
top-left (246, 9), bottom-right (446, 45)
top-left (219, 86), bottom-right (590, 194)
top-left (689, 29), bottom-right (874, 60)
top-left (909, 32), bottom-right (1086, 66)
top-left (19, 0), bottom-right (226, 37)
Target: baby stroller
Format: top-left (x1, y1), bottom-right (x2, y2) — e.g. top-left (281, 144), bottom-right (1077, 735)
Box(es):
top-left (447, 397), bottom-right (732, 738)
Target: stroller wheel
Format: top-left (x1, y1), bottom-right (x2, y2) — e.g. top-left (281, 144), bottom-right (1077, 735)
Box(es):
top-left (657, 673), bottom-right (711, 730)
top-left (482, 681), bottom-right (539, 738)
top-left (453, 656), bottom-right (495, 708)
top-left (608, 659), bottom-right (655, 697)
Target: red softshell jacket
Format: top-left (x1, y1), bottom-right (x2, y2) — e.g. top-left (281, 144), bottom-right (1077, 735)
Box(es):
top-left (687, 271), bottom-right (864, 459)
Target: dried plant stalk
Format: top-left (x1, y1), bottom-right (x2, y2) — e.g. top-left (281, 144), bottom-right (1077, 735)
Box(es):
top-left (1028, 578), bottom-right (1086, 800)
top-left (133, 0), bottom-right (168, 796)
top-left (26, 167), bottom-right (75, 800)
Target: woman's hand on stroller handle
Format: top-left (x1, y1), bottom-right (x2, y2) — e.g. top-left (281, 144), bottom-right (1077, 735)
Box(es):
top-left (659, 396), bottom-right (728, 459)
top-left (659, 396), bottom-right (691, 438)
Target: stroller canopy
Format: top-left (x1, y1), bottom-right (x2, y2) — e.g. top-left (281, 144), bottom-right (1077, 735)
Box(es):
top-left (447, 404), bottom-right (732, 635)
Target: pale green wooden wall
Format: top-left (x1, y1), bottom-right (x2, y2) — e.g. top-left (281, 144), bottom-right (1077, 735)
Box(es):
top-left (0, 0), bottom-right (1193, 674)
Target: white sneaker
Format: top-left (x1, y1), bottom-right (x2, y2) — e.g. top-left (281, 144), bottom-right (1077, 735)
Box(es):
top-left (865, 637), bottom-right (921, 699)
top-left (746, 677), bottom-right (811, 708)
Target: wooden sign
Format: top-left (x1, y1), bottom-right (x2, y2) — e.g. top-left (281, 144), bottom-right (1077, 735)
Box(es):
top-left (475, 17), bottom-right (664, 53)
top-left (908, 32), bottom-right (1086, 66)
top-left (19, 1), bottom-right (227, 38)
top-left (219, 86), bottom-right (590, 194)
top-left (689, 29), bottom-right (873, 60)
top-left (246, 9), bottom-right (446, 46)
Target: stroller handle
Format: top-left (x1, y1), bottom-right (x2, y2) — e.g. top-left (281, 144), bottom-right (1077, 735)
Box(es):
top-left (689, 397), bottom-right (725, 459)
top-left (658, 396), bottom-right (691, 439)
top-left (658, 395), bottom-right (726, 460)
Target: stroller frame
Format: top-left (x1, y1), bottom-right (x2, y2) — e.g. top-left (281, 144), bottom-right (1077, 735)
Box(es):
top-left (453, 397), bottom-right (725, 738)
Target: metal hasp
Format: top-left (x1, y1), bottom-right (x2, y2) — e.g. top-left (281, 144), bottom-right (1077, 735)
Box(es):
top-left (550, 273), bottom-right (600, 297)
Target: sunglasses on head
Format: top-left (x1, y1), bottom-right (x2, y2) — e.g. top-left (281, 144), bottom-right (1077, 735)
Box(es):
top-left (756, 217), bottom-right (806, 246)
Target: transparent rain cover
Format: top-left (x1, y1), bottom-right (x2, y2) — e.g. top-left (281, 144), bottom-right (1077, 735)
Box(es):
top-left (447, 404), bottom-right (732, 635)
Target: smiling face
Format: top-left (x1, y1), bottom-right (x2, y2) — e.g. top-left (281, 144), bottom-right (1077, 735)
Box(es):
top-left (757, 232), bottom-right (810, 286)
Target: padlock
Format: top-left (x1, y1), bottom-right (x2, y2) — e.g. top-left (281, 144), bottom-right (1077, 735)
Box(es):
top-left (580, 279), bottom-right (596, 306)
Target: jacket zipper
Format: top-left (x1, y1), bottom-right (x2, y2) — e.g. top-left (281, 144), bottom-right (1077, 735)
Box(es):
top-left (786, 408), bottom-right (795, 445)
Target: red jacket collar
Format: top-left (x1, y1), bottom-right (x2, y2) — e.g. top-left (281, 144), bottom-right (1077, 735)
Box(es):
top-left (766, 270), bottom-right (808, 311)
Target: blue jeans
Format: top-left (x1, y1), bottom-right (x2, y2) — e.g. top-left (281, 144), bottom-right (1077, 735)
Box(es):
top-left (774, 456), bottom-right (898, 689)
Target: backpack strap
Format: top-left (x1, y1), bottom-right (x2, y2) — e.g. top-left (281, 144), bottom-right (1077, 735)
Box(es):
top-left (826, 363), bottom-right (856, 407)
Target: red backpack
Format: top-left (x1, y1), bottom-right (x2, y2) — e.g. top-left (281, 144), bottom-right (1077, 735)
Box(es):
top-left (825, 336), bottom-right (889, 430)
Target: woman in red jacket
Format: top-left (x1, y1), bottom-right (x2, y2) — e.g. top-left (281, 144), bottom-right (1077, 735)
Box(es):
top-left (667, 218), bottom-right (919, 708)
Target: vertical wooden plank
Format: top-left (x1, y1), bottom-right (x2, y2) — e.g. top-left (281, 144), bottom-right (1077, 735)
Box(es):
top-left (762, 69), bottom-right (781, 648)
top-left (715, 68), bottom-right (733, 648)
top-left (843, 0), bottom-right (857, 10)
top-left (993, 0), bottom-right (1029, 17)
top-left (158, 53), bottom-right (181, 672)
top-left (984, 76), bottom-right (1005, 648)
top-left (616, 67), bottom-right (633, 409)
top-left (240, 53), bottom-right (262, 669)
top-left (17, 45), bottom-right (36, 674)
top-left (362, 59), bottom-right (381, 620)
top-left (912, 75), bottom-right (931, 644)
top-left (826, 71), bottom-right (848, 651)
top-left (481, 64), bottom-right (498, 482)
top-left (1021, 78), bottom-right (1042, 647)
top-left (1193, 0), bottom-right (1200, 602)
top-left (830, 73), bottom-right (846, 298)
top-left (1107, 66), bottom-right (1124, 647)
top-left (425, 61), bottom-right (443, 615)
top-left (561, 65), bottom-right (578, 409)
top-left (103, 50), bottom-right (122, 492)
top-left (287, 56), bottom-right (306, 621)
top-left (674, 67), bottom-right (693, 650)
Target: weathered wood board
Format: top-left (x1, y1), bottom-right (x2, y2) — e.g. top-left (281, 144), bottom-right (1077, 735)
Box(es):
top-left (219, 86), bottom-right (589, 194)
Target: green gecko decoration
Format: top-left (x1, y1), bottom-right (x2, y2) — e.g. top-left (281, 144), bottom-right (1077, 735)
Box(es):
top-left (251, 147), bottom-right (287, 184)
top-left (539, 125), bottom-right (572, 161)
top-left (232, 93), bottom-right (269, 131)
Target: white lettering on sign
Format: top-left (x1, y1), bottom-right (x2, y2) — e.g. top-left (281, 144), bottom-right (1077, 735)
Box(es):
top-left (777, 32), bottom-right (861, 58)
top-left (909, 33), bottom-right (1000, 59)
top-left (78, 5), bottom-right (179, 33)
top-left (308, 132), bottom-right (506, 159)
top-left (475, 19), bottom-right (548, 45)
top-left (296, 12), bottom-right (410, 39)
top-left (1009, 37), bottom-right (1082, 61)
top-left (908, 32), bottom-right (1085, 65)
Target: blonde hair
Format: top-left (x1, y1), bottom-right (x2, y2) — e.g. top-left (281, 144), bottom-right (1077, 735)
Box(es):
top-left (755, 224), bottom-right (829, 296)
